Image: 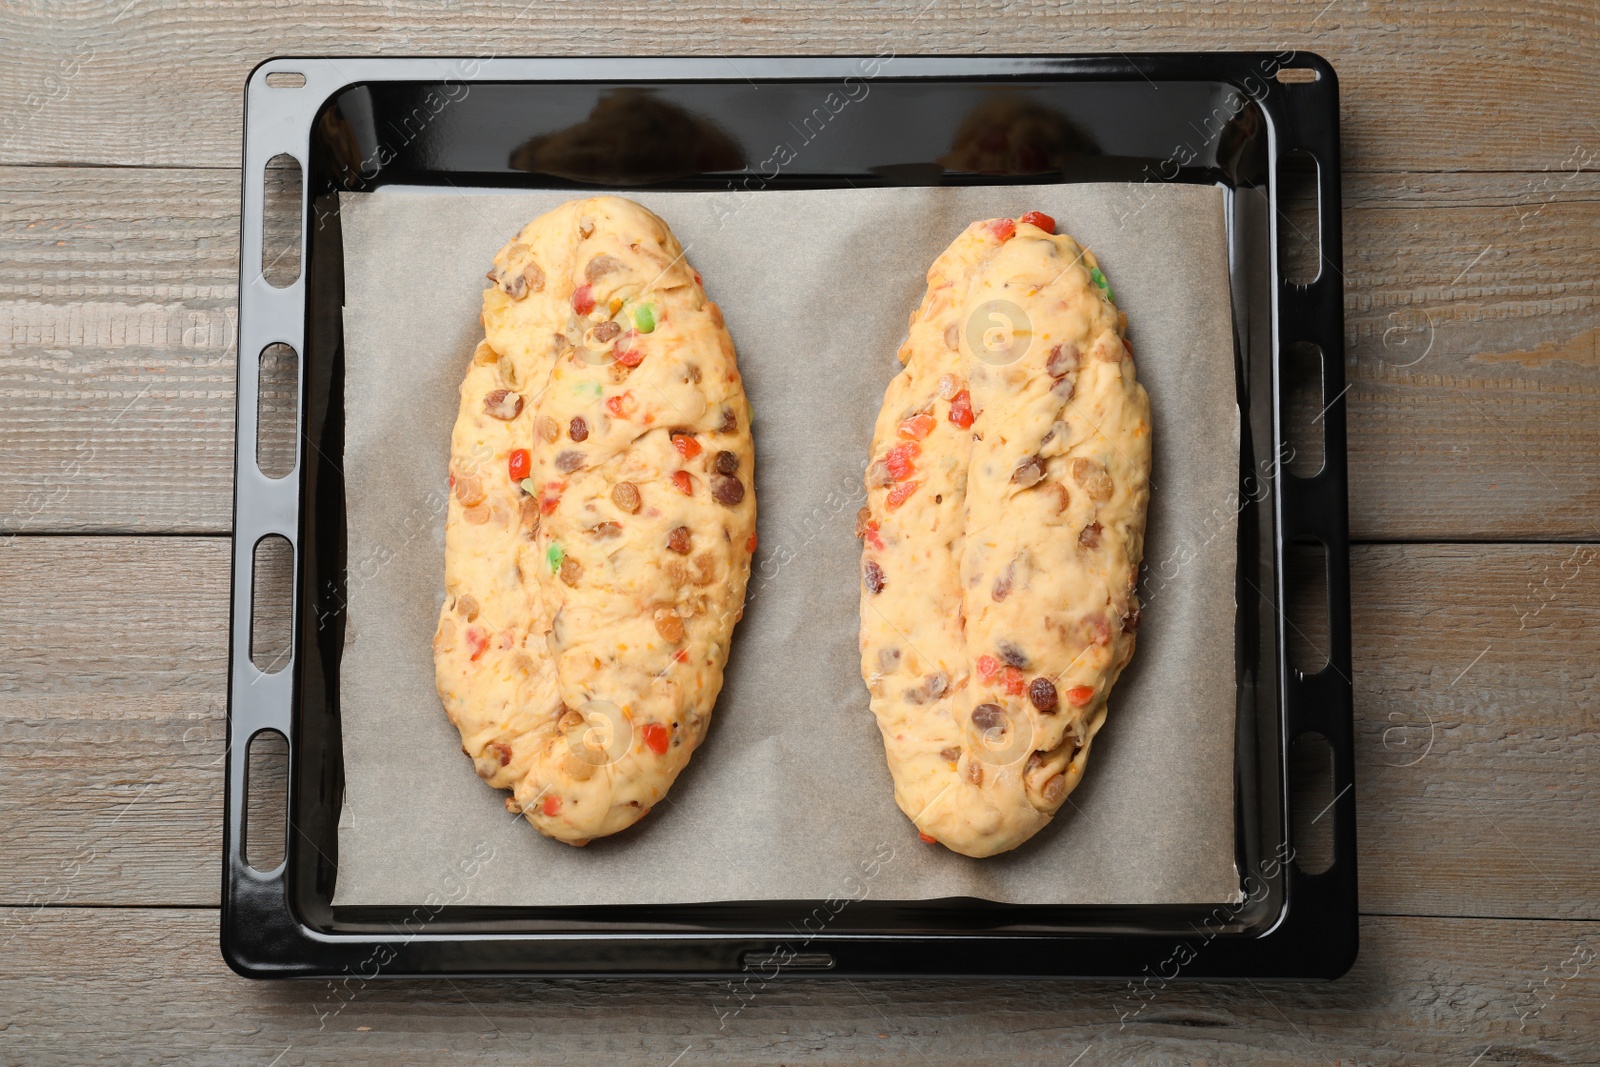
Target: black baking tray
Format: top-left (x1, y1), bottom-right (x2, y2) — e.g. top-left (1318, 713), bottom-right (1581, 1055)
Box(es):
top-left (225, 53), bottom-right (1355, 979)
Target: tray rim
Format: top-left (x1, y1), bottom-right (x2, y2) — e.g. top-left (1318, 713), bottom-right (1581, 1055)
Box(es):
top-left (225, 50), bottom-right (1355, 980)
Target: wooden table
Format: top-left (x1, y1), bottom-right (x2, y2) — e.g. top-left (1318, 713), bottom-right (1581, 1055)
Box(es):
top-left (2, 3), bottom-right (1596, 1063)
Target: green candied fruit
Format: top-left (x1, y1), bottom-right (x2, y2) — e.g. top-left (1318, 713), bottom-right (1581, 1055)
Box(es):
top-left (1090, 266), bottom-right (1114, 304)
top-left (520, 477), bottom-right (537, 495)
top-left (632, 303), bottom-right (657, 334)
top-left (575, 380), bottom-right (603, 398)
top-left (546, 542), bottom-right (565, 573)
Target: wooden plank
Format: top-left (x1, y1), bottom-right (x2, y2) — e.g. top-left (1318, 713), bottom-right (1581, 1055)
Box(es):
top-left (2, 537), bottom-right (1595, 920)
top-left (1342, 172), bottom-right (1600, 541)
top-left (0, 908), bottom-right (1594, 1065)
top-left (1352, 544), bottom-right (1600, 922)
top-left (0, 167), bottom-right (239, 534)
top-left (2, 166), bottom-right (1598, 539)
top-left (1, 1), bottom-right (1597, 172)
top-left (0, 538), bottom-right (232, 908)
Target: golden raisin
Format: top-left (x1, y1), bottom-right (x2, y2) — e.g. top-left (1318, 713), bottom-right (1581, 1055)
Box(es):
top-left (691, 553), bottom-right (716, 585)
top-left (1042, 773), bottom-right (1068, 805)
top-left (612, 481), bottom-right (641, 513)
top-left (1072, 457), bottom-right (1114, 502)
top-left (453, 474), bottom-right (485, 507)
top-left (559, 556), bottom-right (583, 586)
top-left (654, 609), bottom-right (685, 644)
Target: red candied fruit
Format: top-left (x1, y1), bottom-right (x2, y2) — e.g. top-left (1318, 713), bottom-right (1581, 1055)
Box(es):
top-left (1019, 211), bottom-right (1056, 234)
top-left (885, 442), bottom-right (920, 482)
top-left (885, 480), bottom-right (919, 510)
top-left (948, 390), bottom-right (974, 429)
top-left (507, 448), bottom-right (531, 481)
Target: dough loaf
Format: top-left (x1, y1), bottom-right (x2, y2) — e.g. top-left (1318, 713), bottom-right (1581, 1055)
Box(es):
top-left (858, 212), bottom-right (1151, 858)
top-left (434, 196), bottom-right (756, 845)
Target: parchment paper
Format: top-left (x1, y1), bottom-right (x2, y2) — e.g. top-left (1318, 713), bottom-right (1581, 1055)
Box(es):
top-left (332, 183), bottom-right (1240, 907)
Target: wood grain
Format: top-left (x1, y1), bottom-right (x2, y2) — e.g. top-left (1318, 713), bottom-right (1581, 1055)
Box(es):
top-left (1343, 171), bottom-right (1600, 540)
top-left (1, 2), bottom-right (1596, 1053)
top-left (2, 537), bottom-right (1595, 920)
top-left (0, 167), bottom-right (239, 535)
top-left (1, 1), bottom-right (1597, 173)
top-left (0, 908), bottom-right (1594, 1066)
top-left (2, 167), bottom-right (1597, 538)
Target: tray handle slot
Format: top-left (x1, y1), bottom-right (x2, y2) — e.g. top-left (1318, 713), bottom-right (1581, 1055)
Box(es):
top-left (1287, 731), bottom-right (1336, 875)
top-left (255, 342), bottom-right (300, 480)
top-left (1276, 149), bottom-right (1321, 285)
top-left (1284, 537), bottom-right (1330, 675)
top-left (261, 153), bottom-right (303, 289)
top-left (1280, 340), bottom-right (1326, 478)
top-left (245, 728), bottom-right (290, 873)
top-left (250, 534), bottom-right (295, 675)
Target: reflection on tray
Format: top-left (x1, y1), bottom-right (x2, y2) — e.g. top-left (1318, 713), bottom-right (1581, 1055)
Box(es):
top-left (509, 88), bottom-right (746, 185)
top-left (938, 92), bottom-right (1099, 176)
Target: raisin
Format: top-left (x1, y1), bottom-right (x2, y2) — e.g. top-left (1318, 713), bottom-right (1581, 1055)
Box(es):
top-left (904, 672), bottom-right (948, 704)
top-left (590, 521), bottom-right (622, 540)
top-left (1029, 678), bottom-right (1059, 713)
top-left (1072, 457), bottom-right (1114, 501)
top-left (1123, 606), bottom-right (1142, 634)
top-left (1011, 455), bottom-right (1046, 488)
top-left (714, 450), bottom-right (739, 476)
top-left (971, 703), bottom-right (1006, 732)
top-left (558, 557), bottom-right (582, 586)
top-left (453, 473), bottom-right (485, 507)
top-left (998, 641), bottom-right (1029, 669)
top-left (711, 474), bottom-right (745, 506)
top-left (654, 609), bottom-right (685, 643)
top-left (1046, 342), bottom-right (1079, 378)
top-left (719, 406), bottom-right (738, 433)
top-left (483, 389), bottom-right (523, 420)
top-left (1079, 521), bottom-right (1103, 549)
top-left (584, 254), bottom-right (621, 282)
top-left (864, 559), bottom-right (886, 594)
top-left (521, 260), bottom-right (545, 293)
top-left (992, 561), bottom-right (1016, 602)
top-left (593, 320), bottom-right (621, 343)
top-left (1042, 773), bottom-right (1068, 805)
top-left (569, 416), bottom-right (589, 441)
top-left (667, 526), bottom-right (692, 554)
top-left (966, 761), bottom-right (984, 786)
top-left (939, 746), bottom-right (961, 762)
top-left (555, 450), bottom-right (586, 473)
top-left (854, 506), bottom-right (874, 540)
top-left (536, 415), bottom-right (560, 443)
top-left (612, 481), bottom-right (641, 513)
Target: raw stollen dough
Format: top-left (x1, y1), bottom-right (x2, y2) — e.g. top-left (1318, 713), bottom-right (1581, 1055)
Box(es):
top-left (433, 196), bottom-right (756, 845)
top-left (857, 212), bottom-right (1152, 858)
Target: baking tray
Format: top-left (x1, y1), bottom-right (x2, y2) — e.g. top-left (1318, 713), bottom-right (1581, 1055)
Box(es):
top-left (225, 53), bottom-right (1355, 979)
